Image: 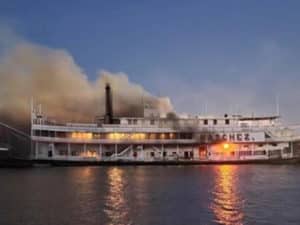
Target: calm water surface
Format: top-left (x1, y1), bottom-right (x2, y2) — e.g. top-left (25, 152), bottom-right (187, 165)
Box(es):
top-left (0, 165), bottom-right (300, 225)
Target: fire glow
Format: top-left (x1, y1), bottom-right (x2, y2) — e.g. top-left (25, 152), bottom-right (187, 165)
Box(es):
top-left (213, 142), bottom-right (237, 154)
top-left (108, 133), bottom-right (146, 140)
top-left (71, 132), bottom-right (92, 139)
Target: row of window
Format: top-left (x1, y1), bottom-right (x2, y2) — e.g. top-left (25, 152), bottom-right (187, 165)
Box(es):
top-left (212, 149), bottom-right (286, 156)
top-left (126, 119), bottom-right (231, 125)
top-left (34, 130), bottom-right (194, 140)
top-left (204, 119), bottom-right (230, 125)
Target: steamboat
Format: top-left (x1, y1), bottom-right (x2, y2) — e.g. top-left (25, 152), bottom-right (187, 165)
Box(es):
top-left (31, 84), bottom-right (300, 165)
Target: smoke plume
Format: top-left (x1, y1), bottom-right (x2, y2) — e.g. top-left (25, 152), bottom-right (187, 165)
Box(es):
top-left (0, 42), bottom-right (173, 127)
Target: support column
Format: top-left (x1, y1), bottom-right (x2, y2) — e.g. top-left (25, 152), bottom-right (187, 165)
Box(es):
top-left (35, 142), bottom-right (38, 159)
top-left (266, 143), bottom-right (269, 159)
top-left (206, 144), bottom-right (209, 159)
top-left (99, 144), bottom-right (102, 160)
top-left (52, 143), bottom-right (55, 157)
top-left (141, 144), bottom-right (144, 160)
top-left (84, 143), bottom-right (86, 156)
top-left (67, 143), bottom-right (71, 158)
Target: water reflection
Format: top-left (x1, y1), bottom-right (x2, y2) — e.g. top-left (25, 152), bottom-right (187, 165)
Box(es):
top-left (104, 167), bottom-right (131, 225)
top-left (211, 165), bottom-right (245, 225)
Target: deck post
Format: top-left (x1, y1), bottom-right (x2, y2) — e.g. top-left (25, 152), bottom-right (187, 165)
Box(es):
top-left (141, 144), bottom-right (144, 160)
top-left (67, 143), bottom-right (71, 158)
top-left (35, 141), bottom-right (38, 159)
top-left (52, 143), bottom-right (55, 157)
top-left (99, 144), bottom-right (102, 159)
top-left (83, 143), bottom-right (86, 156)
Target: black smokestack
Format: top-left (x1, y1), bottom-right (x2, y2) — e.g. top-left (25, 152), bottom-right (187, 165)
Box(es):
top-left (104, 83), bottom-right (113, 124)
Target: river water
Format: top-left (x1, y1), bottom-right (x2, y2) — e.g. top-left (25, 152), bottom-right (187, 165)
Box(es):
top-left (0, 165), bottom-right (300, 225)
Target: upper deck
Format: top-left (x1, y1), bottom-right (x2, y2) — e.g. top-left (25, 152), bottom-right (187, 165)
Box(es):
top-left (31, 110), bottom-right (295, 145)
top-left (32, 114), bottom-right (280, 133)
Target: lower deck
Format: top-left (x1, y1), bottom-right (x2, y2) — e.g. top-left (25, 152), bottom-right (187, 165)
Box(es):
top-left (32, 141), bottom-right (300, 162)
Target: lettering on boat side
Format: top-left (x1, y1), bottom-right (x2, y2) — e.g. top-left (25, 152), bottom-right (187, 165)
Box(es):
top-left (198, 132), bottom-right (264, 143)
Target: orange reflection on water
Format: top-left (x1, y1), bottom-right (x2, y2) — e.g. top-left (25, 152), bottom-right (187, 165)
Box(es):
top-left (211, 165), bottom-right (244, 225)
top-left (105, 167), bottom-right (131, 225)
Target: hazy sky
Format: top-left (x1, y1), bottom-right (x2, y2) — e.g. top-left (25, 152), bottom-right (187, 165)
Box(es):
top-left (1, 1), bottom-right (300, 121)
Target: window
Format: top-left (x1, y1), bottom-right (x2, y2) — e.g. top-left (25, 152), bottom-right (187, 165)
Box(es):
top-left (240, 151), bottom-right (252, 156)
top-left (41, 130), bottom-right (48, 137)
top-left (204, 119), bottom-right (208, 125)
top-left (34, 130), bottom-right (41, 136)
top-left (253, 150), bottom-right (266, 155)
top-left (190, 151), bottom-right (194, 158)
top-left (283, 148), bottom-right (291, 154)
top-left (150, 119), bottom-right (155, 125)
top-left (213, 119), bottom-right (217, 125)
top-left (225, 119), bottom-right (230, 125)
top-left (150, 152), bottom-right (155, 157)
top-left (56, 132), bottom-right (66, 138)
top-left (105, 152), bottom-right (112, 157)
top-left (184, 151), bottom-right (189, 159)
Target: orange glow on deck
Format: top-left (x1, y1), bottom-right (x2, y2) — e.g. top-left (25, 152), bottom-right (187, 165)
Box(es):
top-left (79, 150), bottom-right (98, 158)
top-left (217, 142), bottom-right (237, 152)
top-left (71, 132), bottom-right (92, 139)
top-left (223, 143), bottom-right (230, 150)
top-left (107, 132), bottom-right (147, 140)
top-left (212, 142), bottom-right (238, 157)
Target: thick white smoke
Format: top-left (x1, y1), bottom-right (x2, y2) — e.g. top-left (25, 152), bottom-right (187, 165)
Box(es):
top-left (0, 43), bottom-right (173, 125)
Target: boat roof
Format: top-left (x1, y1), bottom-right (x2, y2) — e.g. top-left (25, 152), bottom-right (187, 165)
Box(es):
top-left (238, 116), bottom-right (280, 121)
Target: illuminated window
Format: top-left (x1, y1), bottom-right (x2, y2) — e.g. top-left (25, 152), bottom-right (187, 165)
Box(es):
top-left (149, 133), bottom-right (156, 139)
top-left (160, 133), bottom-right (166, 139)
top-left (169, 133), bottom-right (174, 139)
